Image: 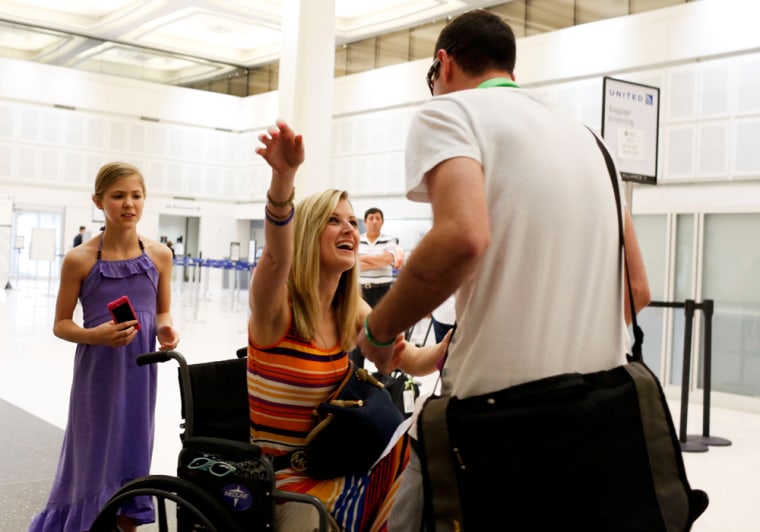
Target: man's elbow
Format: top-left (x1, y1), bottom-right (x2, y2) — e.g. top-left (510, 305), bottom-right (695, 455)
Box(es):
top-left (634, 282), bottom-right (652, 313)
top-left (456, 231), bottom-right (490, 262)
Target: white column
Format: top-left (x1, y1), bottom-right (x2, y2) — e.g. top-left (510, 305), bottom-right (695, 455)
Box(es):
top-left (279, 0), bottom-right (336, 198)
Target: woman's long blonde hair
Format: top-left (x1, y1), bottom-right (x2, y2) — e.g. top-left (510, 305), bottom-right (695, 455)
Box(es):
top-left (288, 189), bottom-right (361, 351)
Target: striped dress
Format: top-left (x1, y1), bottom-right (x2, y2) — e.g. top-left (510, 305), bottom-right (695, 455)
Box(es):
top-left (247, 309), bottom-right (410, 532)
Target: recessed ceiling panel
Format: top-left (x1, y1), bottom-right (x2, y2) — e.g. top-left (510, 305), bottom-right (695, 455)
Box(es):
top-left (0, 0), bottom-right (502, 70)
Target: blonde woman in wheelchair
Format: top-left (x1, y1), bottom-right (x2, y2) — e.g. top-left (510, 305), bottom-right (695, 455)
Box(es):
top-left (249, 120), bottom-right (448, 532)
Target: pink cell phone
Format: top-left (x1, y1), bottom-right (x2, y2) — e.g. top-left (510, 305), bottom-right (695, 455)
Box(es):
top-left (107, 295), bottom-right (141, 330)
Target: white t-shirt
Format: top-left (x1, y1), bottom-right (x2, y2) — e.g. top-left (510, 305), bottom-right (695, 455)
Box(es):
top-left (406, 86), bottom-right (629, 399)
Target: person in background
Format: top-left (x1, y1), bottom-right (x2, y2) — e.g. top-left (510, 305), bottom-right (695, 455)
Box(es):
top-left (358, 208), bottom-right (396, 308)
top-left (353, 208), bottom-right (397, 369)
top-left (30, 162), bottom-right (179, 532)
top-left (166, 240), bottom-right (175, 259)
top-left (431, 293), bottom-right (455, 343)
top-left (392, 237), bottom-right (405, 270)
top-left (72, 225), bottom-right (86, 247)
top-left (356, 10), bottom-right (650, 530)
top-left (247, 120), bottom-right (448, 532)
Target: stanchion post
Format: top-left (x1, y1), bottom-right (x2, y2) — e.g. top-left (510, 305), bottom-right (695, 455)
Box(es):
top-left (191, 258), bottom-right (203, 323)
top-left (687, 299), bottom-right (731, 447)
top-left (679, 299), bottom-right (708, 452)
top-left (679, 300), bottom-right (694, 442)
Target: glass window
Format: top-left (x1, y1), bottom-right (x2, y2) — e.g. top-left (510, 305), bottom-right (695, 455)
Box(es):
top-left (631, 0), bottom-right (684, 14)
top-left (701, 214), bottom-right (760, 396)
top-left (670, 214), bottom-right (695, 386)
top-left (526, 0), bottom-right (575, 36)
top-left (13, 210), bottom-right (63, 280)
top-left (576, 0), bottom-right (628, 24)
top-left (409, 20), bottom-right (445, 61)
top-left (488, 2), bottom-right (528, 38)
top-left (334, 46), bottom-right (348, 78)
top-left (345, 37), bottom-right (376, 75)
top-left (376, 29), bottom-right (410, 68)
top-left (633, 214), bottom-right (667, 378)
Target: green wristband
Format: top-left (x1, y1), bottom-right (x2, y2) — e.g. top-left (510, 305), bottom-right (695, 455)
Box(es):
top-left (364, 314), bottom-right (394, 348)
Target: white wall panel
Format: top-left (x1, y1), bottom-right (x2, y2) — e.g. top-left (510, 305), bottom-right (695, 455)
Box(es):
top-left (0, 105), bottom-right (13, 138)
top-left (18, 147), bottom-right (36, 180)
top-left (697, 123), bottom-right (729, 178)
top-left (86, 154), bottom-right (105, 186)
top-left (665, 126), bottom-right (695, 180)
top-left (129, 123), bottom-right (146, 154)
top-left (736, 56), bottom-right (760, 115)
top-left (169, 128), bottom-right (184, 159)
top-left (186, 165), bottom-right (202, 196)
top-left (167, 163), bottom-right (183, 194)
top-left (109, 121), bottom-right (126, 152)
top-left (147, 160), bottom-right (167, 193)
top-left (65, 114), bottom-right (85, 147)
top-left (700, 63), bottom-right (731, 117)
top-left (20, 108), bottom-right (39, 142)
top-left (86, 118), bottom-right (105, 150)
top-left (203, 166), bottom-right (221, 197)
top-left (42, 111), bottom-right (62, 145)
top-left (0, 144), bottom-right (11, 177)
top-left (63, 152), bottom-right (84, 185)
top-left (185, 130), bottom-right (203, 162)
top-left (148, 125), bottom-right (168, 157)
top-left (206, 133), bottom-right (222, 164)
top-left (668, 68), bottom-right (697, 121)
top-left (40, 149), bottom-right (59, 183)
top-left (734, 119), bottom-right (760, 176)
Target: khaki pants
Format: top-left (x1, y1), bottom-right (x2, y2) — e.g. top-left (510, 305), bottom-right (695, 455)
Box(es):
top-left (387, 446), bottom-right (424, 532)
top-left (273, 500), bottom-right (340, 532)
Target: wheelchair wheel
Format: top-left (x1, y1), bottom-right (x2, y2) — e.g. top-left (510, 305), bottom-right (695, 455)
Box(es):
top-left (89, 474), bottom-right (242, 532)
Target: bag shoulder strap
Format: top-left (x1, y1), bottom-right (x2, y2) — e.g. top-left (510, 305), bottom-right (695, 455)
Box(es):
top-left (588, 129), bottom-right (644, 362)
top-left (418, 394), bottom-right (464, 531)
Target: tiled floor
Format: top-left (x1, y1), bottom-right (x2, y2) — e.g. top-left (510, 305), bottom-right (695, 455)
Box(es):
top-left (1, 276), bottom-right (758, 531)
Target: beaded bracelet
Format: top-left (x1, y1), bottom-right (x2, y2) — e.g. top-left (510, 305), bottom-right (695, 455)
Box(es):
top-left (265, 205), bottom-right (295, 226)
top-left (267, 188), bottom-right (295, 209)
top-left (364, 314), bottom-right (395, 348)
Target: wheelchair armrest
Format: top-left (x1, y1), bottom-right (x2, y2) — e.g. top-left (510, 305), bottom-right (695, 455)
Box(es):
top-left (182, 436), bottom-right (262, 459)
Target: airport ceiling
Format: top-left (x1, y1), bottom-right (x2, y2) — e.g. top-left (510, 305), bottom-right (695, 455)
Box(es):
top-left (0, 0), bottom-right (503, 70)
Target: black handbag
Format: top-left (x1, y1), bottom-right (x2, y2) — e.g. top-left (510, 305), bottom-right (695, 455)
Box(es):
top-left (417, 133), bottom-right (708, 531)
top-left (303, 361), bottom-right (405, 480)
top-left (372, 369), bottom-right (420, 418)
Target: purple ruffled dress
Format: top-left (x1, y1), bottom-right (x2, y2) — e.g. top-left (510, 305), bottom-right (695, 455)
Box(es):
top-left (30, 239), bottom-right (158, 532)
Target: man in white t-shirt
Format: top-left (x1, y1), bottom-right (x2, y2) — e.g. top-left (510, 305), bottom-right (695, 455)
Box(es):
top-left (356, 9), bottom-right (650, 530)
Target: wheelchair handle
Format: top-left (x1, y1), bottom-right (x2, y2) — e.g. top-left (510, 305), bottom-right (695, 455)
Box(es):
top-left (137, 350), bottom-right (188, 369)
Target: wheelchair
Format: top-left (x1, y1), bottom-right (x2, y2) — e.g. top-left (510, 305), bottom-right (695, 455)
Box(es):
top-left (89, 349), bottom-right (330, 531)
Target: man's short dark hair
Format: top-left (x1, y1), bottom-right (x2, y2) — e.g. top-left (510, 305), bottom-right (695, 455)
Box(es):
top-left (364, 207), bottom-right (384, 221)
top-left (434, 9), bottom-right (516, 77)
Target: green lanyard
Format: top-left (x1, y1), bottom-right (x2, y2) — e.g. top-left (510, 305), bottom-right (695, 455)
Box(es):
top-left (477, 77), bottom-right (520, 89)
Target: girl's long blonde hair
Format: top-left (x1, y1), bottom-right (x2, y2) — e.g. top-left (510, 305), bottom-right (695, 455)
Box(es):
top-left (288, 189), bottom-right (361, 351)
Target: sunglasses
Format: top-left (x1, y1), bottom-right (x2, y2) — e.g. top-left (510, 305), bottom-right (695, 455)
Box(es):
top-left (426, 58), bottom-right (440, 95)
top-left (187, 456), bottom-right (237, 477)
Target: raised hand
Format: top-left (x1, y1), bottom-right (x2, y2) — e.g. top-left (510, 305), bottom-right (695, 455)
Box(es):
top-left (256, 120), bottom-right (304, 175)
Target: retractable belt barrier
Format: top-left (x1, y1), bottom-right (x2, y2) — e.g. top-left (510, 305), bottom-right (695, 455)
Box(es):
top-left (648, 299), bottom-right (731, 453)
top-left (173, 257), bottom-right (256, 319)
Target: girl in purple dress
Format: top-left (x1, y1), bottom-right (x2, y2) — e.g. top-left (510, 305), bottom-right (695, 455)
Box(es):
top-left (30, 162), bottom-right (179, 532)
